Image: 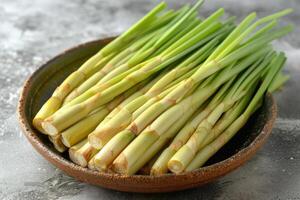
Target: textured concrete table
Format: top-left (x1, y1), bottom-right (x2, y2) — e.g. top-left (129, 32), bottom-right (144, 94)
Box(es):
top-left (0, 0), bottom-right (299, 199)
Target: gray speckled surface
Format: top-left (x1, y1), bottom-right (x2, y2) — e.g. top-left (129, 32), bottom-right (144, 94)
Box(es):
top-left (0, 0), bottom-right (299, 199)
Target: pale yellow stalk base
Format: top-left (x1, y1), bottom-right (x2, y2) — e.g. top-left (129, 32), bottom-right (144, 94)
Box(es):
top-left (48, 135), bottom-right (67, 153)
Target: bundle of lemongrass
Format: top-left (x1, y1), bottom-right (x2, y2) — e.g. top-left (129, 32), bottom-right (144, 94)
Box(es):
top-left (33, 0), bottom-right (292, 175)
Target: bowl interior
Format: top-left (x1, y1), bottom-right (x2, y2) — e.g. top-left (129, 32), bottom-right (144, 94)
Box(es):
top-left (19, 38), bottom-right (276, 192)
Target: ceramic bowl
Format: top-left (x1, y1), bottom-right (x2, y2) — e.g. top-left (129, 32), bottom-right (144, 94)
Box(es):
top-left (18, 37), bottom-right (277, 193)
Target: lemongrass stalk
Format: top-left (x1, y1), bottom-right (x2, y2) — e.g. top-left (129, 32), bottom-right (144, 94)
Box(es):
top-left (159, 14), bottom-right (292, 111)
top-left (90, 66), bottom-right (202, 149)
top-left (31, 34), bottom-right (128, 130)
top-left (33, 2), bottom-right (169, 129)
top-left (98, 57), bottom-right (134, 83)
top-left (199, 84), bottom-right (256, 149)
top-left (100, 2), bottom-right (167, 56)
top-left (63, 51), bottom-right (125, 104)
top-left (88, 40), bottom-right (217, 149)
top-left (69, 141), bottom-right (98, 167)
top-left (158, 16), bottom-right (236, 59)
top-left (148, 38), bottom-right (218, 95)
top-left (46, 75), bottom-right (149, 137)
top-left (69, 139), bottom-right (87, 161)
top-left (128, 104), bottom-right (200, 175)
top-left (43, 10), bottom-right (289, 136)
top-left (93, 130), bottom-right (135, 171)
top-left (231, 53), bottom-right (275, 96)
top-left (216, 9), bottom-right (292, 61)
top-left (138, 153), bottom-right (161, 175)
top-left (196, 56), bottom-right (272, 149)
top-left (31, 76), bottom-right (81, 132)
top-left (61, 12), bottom-right (226, 109)
top-left (161, 21), bottom-right (222, 61)
top-left (65, 10), bottom-right (196, 107)
top-left (91, 69), bottom-right (169, 131)
top-left (157, 25), bottom-right (290, 111)
top-left (128, 15), bottom-right (200, 66)
top-left (243, 20), bottom-right (278, 44)
top-left (98, 71), bottom-right (169, 131)
top-left (87, 70), bottom-right (195, 149)
top-left (168, 98), bottom-right (237, 173)
top-left (205, 12), bottom-right (257, 63)
top-left (144, 9), bottom-right (177, 33)
top-left (132, 67), bottom-right (199, 119)
top-left (111, 79), bottom-right (220, 174)
top-left (149, 104), bottom-right (207, 175)
top-left (112, 96), bottom-right (200, 175)
top-left (124, 19), bottom-right (223, 79)
top-left (125, 14), bottom-right (225, 82)
top-left (61, 107), bottom-right (108, 147)
top-left (48, 135), bottom-right (66, 153)
top-left (87, 157), bottom-right (96, 170)
top-left (32, 54), bottom-right (118, 130)
top-left (115, 24), bottom-right (232, 125)
top-left (137, 62), bottom-right (216, 115)
top-left (111, 83), bottom-right (206, 174)
top-left (98, 19), bottom-right (182, 82)
top-left (125, 9), bottom-right (190, 66)
top-left (154, 0), bottom-right (204, 49)
top-left (152, 18), bottom-right (201, 57)
top-left (56, 76), bottom-right (150, 139)
top-left (161, 8), bottom-right (225, 56)
top-left (63, 54), bottom-right (132, 104)
top-left (111, 46), bottom-right (272, 174)
top-left (126, 3), bottom-right (201, 66)
top-left (41, 21), bottom-right (223, 135)
top-left (128, 46), bottom-right (269, 138)
top-left (158, 19), bottom-right (234, 62)
top-left (186, 105), bottom-right (259, 171)
top-left (186, 53), bottom-right (286, 171)
top-left (56, 59), bottom-right (153, 110)
top-left (167, 82), bottom-right (257, 173)
top-left (150, 77), bottom-right (235, 175)
top-left (268, 73), bottom-right (289, 92)
top-left (168, 89), bottom-right (245, 173)
top-left (60, 84), bottom-right (137, 147)
top-left (63, 27), bottom-right (164, 104)
top-left (126, 46), bottom-right (270, 141)
top-left (168, 54), bottom-right (273, 173)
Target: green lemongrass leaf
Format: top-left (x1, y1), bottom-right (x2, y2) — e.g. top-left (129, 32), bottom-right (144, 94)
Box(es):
top-left (164, 21), bottom-right (223, 58)
top-left (268, 73), bottom-right (290, 92)
top-left (210, 75), bottom-right (236, 105)
top-left (101, 2), bottom-right (167, 56)
top-left (217, 9), bottom-right (292, 60)
top-left (211, 46), bottom-right (271, 88)
top-left (243, 20), bottom-right (278, 44)
top-left (162, 8), bottom-right (225, 56)
top-left (230, 52), bottom-right (275, 98)
top-left (223, 16), bottom-right (236, 24)
top-left (126, 6), bottom-right (199, 66)
top-left (144, 9), bottom-right (177, 32)
top-left (186, 81), bottom-right (259, 171)
top-left (187, 54), bottom-right (286, 169)
top-left (205, 12), bottom-right (257, 63)
top-left (153, 18), bottom-right (201, 56)
top-left (245, 53), bottom-right (286, 115)
top-left (153, 0), bottom-right (204, 49)
top-left (128, 16), bottom-right (200, 66)
top-left (189, 41), bottom-right (272, 86)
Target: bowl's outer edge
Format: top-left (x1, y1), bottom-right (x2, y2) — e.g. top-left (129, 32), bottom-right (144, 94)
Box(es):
top-left (18, 38), bottom-right (278, 193)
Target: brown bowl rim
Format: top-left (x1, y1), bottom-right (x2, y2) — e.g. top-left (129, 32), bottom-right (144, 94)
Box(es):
top-left (17, 38), bottom-right (277, 193)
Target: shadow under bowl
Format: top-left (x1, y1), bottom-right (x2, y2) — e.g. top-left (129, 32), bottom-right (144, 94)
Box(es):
top-left (18, 37), bottom-right (277, 193)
